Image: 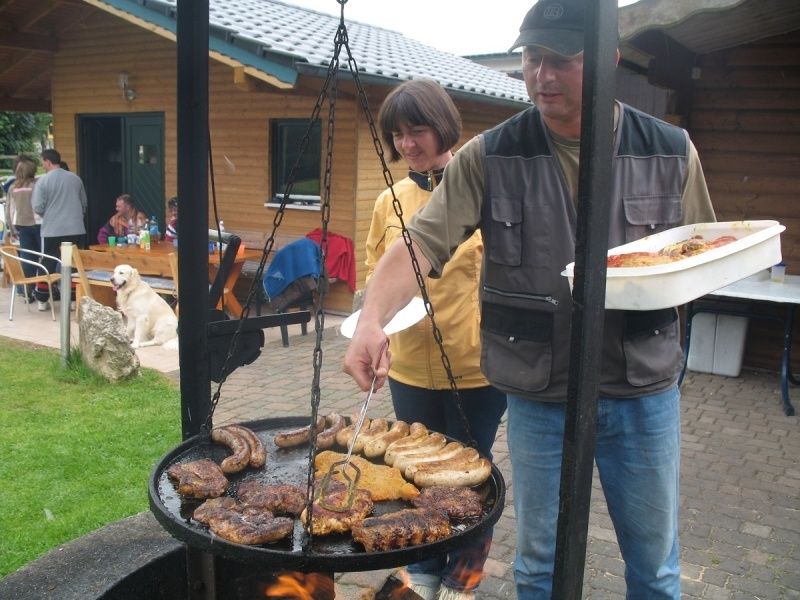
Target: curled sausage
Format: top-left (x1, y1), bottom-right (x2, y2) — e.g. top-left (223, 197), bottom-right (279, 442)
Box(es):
top-left (274, 415), bottom-right (326, 448)
top-left (385, 432), bottom-right (446, 466)
top-left (363, 420), bottom-right (411, 458)
top-left (393, 441), bottom-right (465, 475)
top-left (211, 427), bottom-right (251, 473)
top-left (315, 413), bottom-right (347, 449)
top-left (351, 418), bottom-right (389, 454)
top-left (403, 447), bottom-right (479, 479)
top-left (224, 425), bottom-right (266, 468)
top-left (335, 414), bottom-right (370, 447)
top-left (413, 458), bottom-right (493, 488)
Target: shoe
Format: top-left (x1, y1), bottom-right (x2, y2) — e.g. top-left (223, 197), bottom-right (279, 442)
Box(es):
top-left (37, 301), bottom-right (50, 312)
top-left (437, 587), bottom-right (475, 600)
top-left (409, 584), bottom-right (439, 600)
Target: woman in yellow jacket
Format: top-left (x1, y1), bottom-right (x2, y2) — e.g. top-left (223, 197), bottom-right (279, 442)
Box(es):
top-left (366, 78), bottom-right (507, 600)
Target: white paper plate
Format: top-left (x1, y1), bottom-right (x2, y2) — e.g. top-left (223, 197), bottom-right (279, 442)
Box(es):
top-left (562, 220), bottom-right (785, 310)
top-left (339, 297), bottom-right (427, 339)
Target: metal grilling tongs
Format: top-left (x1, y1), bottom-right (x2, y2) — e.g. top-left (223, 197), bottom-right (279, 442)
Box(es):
top-left (317, 372), bottom-right (377, 512)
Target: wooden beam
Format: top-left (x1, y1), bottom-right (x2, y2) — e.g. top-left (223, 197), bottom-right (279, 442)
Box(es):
top-left (0, 96), bottom-right (51, 112)
top-left (0, 30), bottom-right (57, 52)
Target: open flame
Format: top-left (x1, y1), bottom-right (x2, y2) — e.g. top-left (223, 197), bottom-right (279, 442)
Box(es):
top-left (264, 572), bottom-right (332, 599)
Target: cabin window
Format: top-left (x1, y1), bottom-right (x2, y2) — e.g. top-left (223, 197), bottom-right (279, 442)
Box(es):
top-left (268, 119), bottom-right (321, 208)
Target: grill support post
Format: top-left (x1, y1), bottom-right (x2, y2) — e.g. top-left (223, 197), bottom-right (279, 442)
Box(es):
top-left (552, 0), bottom-right (618, 598)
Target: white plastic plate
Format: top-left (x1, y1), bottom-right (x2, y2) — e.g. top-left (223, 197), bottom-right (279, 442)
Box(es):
top-left (562, 220), bottom-right (785, 310)
top-left (339, 297), bottom-right (427, 339)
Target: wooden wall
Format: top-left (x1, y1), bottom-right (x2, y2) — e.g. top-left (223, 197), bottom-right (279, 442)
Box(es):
top-left (50, 8), bottom-right (526, 314)
top-left (691, 29), bottom-right (800, 371)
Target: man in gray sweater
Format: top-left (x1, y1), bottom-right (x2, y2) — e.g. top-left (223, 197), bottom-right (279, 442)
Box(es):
top-left (32, 148), bottom-right (87, 310)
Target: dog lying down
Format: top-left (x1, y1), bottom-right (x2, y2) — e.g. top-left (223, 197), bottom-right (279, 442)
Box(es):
top-left (111, 264), bottom-right (178, 350)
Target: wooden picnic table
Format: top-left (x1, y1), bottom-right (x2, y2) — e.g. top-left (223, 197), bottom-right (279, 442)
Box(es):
top-left (88, 240), bottom-right (263, 317)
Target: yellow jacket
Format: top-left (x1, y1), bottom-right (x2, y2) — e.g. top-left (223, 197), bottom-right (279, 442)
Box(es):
top-left (365, 176), bottom-right (488, 389)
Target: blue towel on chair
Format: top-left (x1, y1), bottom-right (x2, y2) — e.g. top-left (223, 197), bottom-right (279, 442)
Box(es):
top-left (263, 238), bottom-right (321, 299)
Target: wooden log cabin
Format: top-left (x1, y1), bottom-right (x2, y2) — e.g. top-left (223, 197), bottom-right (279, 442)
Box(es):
top-left (0, 0), bottom-right (530, 313)
top-left (620, 0), bottom-right (800, 373)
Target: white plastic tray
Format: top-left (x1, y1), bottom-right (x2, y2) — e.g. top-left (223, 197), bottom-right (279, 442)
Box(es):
top-left (562, 220), bottom-right (785, 310)
top-left (339, 297), bottom-right (427, 338)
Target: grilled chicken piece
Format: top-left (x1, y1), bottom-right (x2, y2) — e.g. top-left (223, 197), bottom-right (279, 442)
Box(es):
top-left (166, 459), bottom-right (228, 499)
top-left (237, 481), bottom-right (307, 515)
top-left (300, 484), bottom-right (374, 535)
top-left (351, 508), bottom-right (451, 552)
top-left (411, 486), bottom-right (483, 519)
top-left (207, 507), bottom-right (294, 545)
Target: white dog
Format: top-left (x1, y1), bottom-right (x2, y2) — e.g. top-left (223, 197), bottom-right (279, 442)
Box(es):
top-left (111, 264), bottom-right (178, 349)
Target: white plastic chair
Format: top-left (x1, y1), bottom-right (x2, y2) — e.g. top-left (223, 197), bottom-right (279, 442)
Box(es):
top-left (0, 246), bottom-right (62, 321)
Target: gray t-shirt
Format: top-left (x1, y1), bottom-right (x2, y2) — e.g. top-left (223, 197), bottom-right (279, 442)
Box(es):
top-left (32, 167), bottom-right (88, 238)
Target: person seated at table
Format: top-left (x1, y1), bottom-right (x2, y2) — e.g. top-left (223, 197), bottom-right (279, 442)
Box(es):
top-left (164, 196), bottom-right (178, 243)
top-left (97, 193), bottom-right (146, 243)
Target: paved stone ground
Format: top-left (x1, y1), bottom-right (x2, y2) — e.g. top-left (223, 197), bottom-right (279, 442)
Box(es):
top-left (192, 325), bottom-right (799, 599)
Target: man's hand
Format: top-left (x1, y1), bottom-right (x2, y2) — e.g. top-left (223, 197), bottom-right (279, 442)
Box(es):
top-left (343, 319), bottom-right (391, 391)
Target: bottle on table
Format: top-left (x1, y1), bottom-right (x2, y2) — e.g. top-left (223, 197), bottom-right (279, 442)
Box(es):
top-left (149, 215), bottom-right (160, 242)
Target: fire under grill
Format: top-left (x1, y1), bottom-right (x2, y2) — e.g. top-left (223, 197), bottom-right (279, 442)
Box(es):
top-left (149, 416), bottom-right (506, 573)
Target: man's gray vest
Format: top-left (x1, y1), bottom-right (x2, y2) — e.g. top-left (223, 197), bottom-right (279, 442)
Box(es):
top-left (479, 103), bottom-right (689, 401)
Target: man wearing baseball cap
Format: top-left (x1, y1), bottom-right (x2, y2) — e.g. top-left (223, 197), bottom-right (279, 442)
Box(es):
top-left (344, 1), bottom-right (715, 598)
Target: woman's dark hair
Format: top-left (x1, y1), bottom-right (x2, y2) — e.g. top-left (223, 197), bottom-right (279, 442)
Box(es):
top-left (378, 78), bottom-right (462, 162)
top-left (168, 196), bottom-right (178, 208)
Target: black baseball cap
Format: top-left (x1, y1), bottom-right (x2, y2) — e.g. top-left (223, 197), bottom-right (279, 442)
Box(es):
top-left (510, 0), bottom-right (585, 57)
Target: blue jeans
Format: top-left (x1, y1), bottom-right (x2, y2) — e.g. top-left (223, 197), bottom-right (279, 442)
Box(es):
top-left (388, 378), bottom-right (507, 592)
top-left (507, 387), bottom-right (681, 600)
top-left (13, 225), bottom-right (41, 297)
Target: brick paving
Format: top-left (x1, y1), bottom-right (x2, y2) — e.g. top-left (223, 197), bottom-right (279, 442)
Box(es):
top-left (191, 324), bottom-right (800, 599)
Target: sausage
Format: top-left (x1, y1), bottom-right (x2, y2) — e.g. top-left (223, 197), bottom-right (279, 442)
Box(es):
top-left (351, 418), bottom-right (389, 454)
top-left (363, 420), bottom-right (410, 458)
top-left (384, 433), bottom-right (447, 466)
top-left (335, 414), bottom-right (370, 447)
top-left (393, 441), bottom-right (466, 475)
top-left (412, 458), bottom-right (493, 488)
top-left (274, 415), bottom-right (326, 448)
top-left (223, 425), bottom-right (266, 468)
top-left (403, 447), bottom-right (479, 479)
top-left (315, 413), bottom-right (346, 449)
top-left (211, 427), bottom-right (251, 473)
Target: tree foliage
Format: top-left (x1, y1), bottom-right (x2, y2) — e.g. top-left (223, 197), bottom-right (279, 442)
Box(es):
top-left (0, 112), bottom-right (51, 155)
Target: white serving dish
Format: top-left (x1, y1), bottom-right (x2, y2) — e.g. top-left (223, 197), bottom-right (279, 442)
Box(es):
top-left (339, 297), bottom-right (427, 339)
top-left (562, 220), bottom-right (785, 310)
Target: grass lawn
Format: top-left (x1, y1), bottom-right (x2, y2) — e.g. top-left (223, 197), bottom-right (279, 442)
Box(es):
top-left (0, 338), bottom-right (182, 578)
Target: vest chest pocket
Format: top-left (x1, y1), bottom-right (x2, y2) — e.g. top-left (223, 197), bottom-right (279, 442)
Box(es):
top-left (488, 196), bottom-right (523, 266)
top-left (623, 194), bottom-right (682, 243)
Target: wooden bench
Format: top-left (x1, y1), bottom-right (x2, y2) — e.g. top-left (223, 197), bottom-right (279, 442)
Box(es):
top-left (72, 248), bottom-right (178, 314)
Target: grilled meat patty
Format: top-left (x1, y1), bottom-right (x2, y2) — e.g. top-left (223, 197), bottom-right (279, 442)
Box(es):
top-left (300, 486), bottom-right (374, 535)
top-left (411, 486), bottom-right (483, 519)
top-left (351, 508), bottom-right (451, 552)
top-left (237, 481), bottom-right (306, 515)
top-left (166, 459), bottom-right (228, 498)
top-left (207, 508), bottom-right (294, 545)
top-left (192, 497), bottom-right (293, 545)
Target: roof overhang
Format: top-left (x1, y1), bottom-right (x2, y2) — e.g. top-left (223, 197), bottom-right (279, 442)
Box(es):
top-left (86, 0), bottom-right (299, 89)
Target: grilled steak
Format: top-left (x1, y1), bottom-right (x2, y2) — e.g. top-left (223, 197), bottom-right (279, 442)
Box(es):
top-left (351, 508), bottom-right (451, 552)
top-left (192, 497), bottom-right (293, 545)
top-left (166, 459), bottom-right (228, 498)
top-left (237, 481), bottom-right (306, 515)
top-left (207, 508), bottom-right (293, 545)
top-left (411, 486), bottom-right (483, 519)
top-left (192, 496), bottom-right (241, 524)
top-left (300, 485), bottom-right (374, 535)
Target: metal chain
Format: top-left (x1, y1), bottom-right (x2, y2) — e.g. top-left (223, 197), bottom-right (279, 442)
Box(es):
top-left (341, 39), bottom-right (477, 448)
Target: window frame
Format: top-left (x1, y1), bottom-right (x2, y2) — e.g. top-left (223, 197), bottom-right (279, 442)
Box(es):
top-left (266, 118), bottom-right (322, 209)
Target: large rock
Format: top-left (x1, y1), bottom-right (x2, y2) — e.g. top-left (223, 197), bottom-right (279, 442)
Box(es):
top-left (79, 297), bottom-right (139, 381)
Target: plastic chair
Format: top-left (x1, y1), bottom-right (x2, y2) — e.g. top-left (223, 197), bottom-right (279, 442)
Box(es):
top-left (0, 246), bottom-right (62, 321)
